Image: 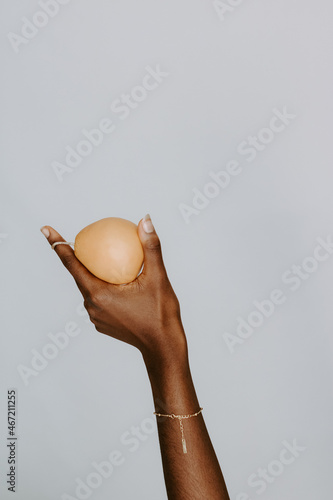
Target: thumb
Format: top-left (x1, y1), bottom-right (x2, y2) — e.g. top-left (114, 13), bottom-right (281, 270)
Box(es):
top-left (138, 214), bottom-right (167, 280)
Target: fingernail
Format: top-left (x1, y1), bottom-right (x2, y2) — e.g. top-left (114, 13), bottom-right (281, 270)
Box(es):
top-left (142, 214), bottom-right (154, 233)
top-left (40, 226), bottom-right (50, 238)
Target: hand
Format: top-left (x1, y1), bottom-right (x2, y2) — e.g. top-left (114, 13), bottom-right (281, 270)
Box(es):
top-left (40, 215), bottom-right (187, 366)
top-left (41, 215), bottom-right (230, 500)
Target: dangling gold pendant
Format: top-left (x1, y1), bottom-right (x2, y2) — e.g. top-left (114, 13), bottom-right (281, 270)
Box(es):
top-left (179, 419), bottom-right (187, 454)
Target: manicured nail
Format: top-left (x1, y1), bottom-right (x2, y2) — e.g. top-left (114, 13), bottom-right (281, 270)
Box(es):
top-left (40, 226), bottom-right (50, 238)
top-left (142, 214), bottom-right (154, 233)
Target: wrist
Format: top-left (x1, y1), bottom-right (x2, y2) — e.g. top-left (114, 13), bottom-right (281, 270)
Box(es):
top-left (145, 349), bottom-right (199, 415)
top-left (141, 321), bottom-right (189, 375)
top-left (141, 325), bottom-right (200, 415)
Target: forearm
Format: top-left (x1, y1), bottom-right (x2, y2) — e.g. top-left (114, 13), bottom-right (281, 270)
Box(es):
top-left (143, 325), bottom-right (230, 500)
top-left (43, 218), bottom-right (229, 498)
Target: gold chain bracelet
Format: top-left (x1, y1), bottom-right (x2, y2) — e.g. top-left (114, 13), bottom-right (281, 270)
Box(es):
top-left (153, 407), bottom-right (203, 454)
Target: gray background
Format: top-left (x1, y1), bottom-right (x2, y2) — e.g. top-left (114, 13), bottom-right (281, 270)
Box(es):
top-left (1, 0), bottom-right (333, 499)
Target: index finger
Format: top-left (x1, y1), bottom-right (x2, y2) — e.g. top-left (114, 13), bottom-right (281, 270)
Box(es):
top-left (40, 225), bottom-right (100, 297)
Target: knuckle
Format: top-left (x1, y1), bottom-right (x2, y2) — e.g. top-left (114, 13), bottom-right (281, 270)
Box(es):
top-left (83, 297), bottom-right (101, 322)
top-left (83, 291), bottom-right (95, 305)
top-left (91, 295), bottom-right (102, 308)
top-left (90, 289), bottom-right (107, 308)
top-left (84, 302), bottom-right (95, 320)
top-left (83, 298), bottom-right (93, 311)
top-left (89, 316), bottom-right (97, 324)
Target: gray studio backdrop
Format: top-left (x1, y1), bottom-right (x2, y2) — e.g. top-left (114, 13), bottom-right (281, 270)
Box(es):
top-left (1, 1), bottom-right (333, 499)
